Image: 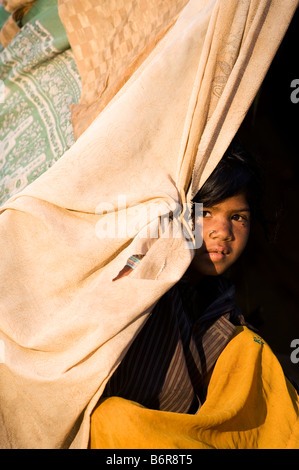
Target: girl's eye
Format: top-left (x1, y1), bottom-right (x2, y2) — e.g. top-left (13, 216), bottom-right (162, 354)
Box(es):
top-left (202, 210), bottom-right (211, 218)
top-left (231, 214), bottom-right (248, 222)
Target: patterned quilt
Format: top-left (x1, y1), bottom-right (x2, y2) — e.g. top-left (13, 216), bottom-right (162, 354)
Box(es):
top-left (0, 0), bottom-right (81, 206)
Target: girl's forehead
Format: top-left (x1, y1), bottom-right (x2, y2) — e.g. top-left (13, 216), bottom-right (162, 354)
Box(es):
top-left (205, 192), bottom-right (250, 211)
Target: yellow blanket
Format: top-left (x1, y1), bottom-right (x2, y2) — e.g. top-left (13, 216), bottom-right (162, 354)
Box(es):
top-left (90, 327), bottom-right (299, 449)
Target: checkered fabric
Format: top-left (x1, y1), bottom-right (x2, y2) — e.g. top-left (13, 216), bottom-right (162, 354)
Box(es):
top-left (58, 0), bottom-right (188, 137)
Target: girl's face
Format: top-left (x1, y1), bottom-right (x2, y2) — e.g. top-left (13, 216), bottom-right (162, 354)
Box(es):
top-left (191, 192), bottom-right (251, 277)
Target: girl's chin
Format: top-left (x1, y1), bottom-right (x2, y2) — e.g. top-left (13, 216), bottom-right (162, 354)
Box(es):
top-left (190, 257), bottom-right (229, 277)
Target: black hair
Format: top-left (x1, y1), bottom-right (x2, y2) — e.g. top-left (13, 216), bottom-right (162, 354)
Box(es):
top-left (193, 139), bottom-right (263, 223)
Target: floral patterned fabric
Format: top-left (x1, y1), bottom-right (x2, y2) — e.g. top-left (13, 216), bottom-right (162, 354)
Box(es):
top-left (0, 0), bottom-right (81, 206)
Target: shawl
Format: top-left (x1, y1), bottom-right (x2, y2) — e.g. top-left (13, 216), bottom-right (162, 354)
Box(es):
top-left (90, 326), bottom-right (299, 449)
top-left (102, 276), bottom-right (244, 413)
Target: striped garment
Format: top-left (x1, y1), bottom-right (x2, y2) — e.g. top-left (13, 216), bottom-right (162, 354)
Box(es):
top-left (104, 259), bottom-right (246, 414)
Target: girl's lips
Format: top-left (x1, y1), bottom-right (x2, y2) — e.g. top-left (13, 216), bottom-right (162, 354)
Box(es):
top-left (203, 246), bottom-right (230, 261)
top-left (204, 251), bottom-right (226, 261)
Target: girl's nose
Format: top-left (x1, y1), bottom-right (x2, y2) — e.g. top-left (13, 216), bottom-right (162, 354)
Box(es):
top-left (210, 219), bottom-right (233, 241)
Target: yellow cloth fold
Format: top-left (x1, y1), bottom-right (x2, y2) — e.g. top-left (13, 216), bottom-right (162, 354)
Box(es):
top-left (90, 327), bottom-right (299, 449)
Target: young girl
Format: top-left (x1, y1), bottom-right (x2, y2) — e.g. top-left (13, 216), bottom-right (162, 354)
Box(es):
top-left (101, 141), bottom-right (262, 413)
top-left (89, 141), bottom-right (299, 448)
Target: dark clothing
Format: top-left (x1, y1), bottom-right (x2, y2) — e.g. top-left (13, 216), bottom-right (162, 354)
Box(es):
top-left (103, 276), bottom-right (246, 414)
